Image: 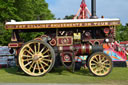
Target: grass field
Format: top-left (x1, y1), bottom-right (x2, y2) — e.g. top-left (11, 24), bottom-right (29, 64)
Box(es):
top-left (0, 67), bottom-right (128, 85)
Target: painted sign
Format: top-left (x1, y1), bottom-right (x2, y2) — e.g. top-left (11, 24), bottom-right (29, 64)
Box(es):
top-left (57, 36), bottom-right (73, 46)
top-left (6, 21), bottom-right (120, 29)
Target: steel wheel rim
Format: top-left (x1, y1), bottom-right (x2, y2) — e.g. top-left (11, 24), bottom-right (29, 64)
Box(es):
top-left (19, 40), bottom-right (54, 76)
top-left (89, 53), bottom-right (112, 76)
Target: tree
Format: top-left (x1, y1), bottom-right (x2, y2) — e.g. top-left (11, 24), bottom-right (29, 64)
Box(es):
top-left (32, 0), bottom-right (54, 20)
top-left (0, 23), bottom-right (12, 46)
top-left (13, 0), bottom-right (54, 21)
top-left (116, 24), bottom-right (128, 41)
top-left (0, 0), bottom-right (21, 22)
top-left (64, 15), bottom-right (75, 19)
top-left (0, 0), bottom-right (54, 46)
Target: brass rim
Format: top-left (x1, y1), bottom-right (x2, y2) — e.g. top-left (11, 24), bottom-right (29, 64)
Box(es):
top-left (19, 40), bottom-right (55, 76)
top-left (89, 53), bottom-right (112, 76)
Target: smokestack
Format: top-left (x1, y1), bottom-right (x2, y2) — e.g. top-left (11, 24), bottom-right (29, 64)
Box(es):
top-left (90, 0), bottom-right (98, 19)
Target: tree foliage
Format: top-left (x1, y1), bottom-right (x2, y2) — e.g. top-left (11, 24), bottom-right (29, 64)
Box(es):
top-left (0, 0), bottom-right (21, 22)
top-left (0, 0), bottom-right (54, 46)
top-left (0, 0), bottom-right (54, 22)
top-left (64, 15), bottom-right (75, 19)
top-left (0, 23), bottom-right (12, 46)
top-left (116, 24), bottom-right (128, 41)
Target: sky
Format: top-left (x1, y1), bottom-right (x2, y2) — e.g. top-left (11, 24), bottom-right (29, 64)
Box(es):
top-left (46, 0), bottom-right (128, 25)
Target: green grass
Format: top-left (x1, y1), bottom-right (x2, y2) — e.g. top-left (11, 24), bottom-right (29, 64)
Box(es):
top-left (0, 67), bottom-right (128, 84)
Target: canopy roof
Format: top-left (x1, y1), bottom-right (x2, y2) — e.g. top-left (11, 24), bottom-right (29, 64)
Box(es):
top-left (5, 18), bottom-right (120, 30)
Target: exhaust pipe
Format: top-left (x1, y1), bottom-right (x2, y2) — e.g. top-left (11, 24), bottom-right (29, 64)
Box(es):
top-left (90, 0), bottom-right (98, 19)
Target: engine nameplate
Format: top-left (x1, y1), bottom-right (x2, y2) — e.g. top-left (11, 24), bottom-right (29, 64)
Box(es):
top-left (57, 36), bottom-right (73, 46)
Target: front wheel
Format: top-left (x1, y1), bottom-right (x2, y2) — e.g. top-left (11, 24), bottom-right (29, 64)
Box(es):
top-left (88, 52), bottom-right (112, 77)
top-left (18, 40), bottom-right (55, 76)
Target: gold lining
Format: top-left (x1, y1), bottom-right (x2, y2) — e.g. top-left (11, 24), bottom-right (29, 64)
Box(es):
top-left (6, 21), bottom-right (120, 30)
top-left (57, 36), bottom-right (73, 46)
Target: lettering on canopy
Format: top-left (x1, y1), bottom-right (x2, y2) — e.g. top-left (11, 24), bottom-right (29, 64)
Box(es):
top-left (6, 21), bottom-right (120, 29)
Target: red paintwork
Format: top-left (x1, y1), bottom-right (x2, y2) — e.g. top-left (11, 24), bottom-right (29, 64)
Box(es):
top-left (103, 41), bottom-right (128, 60)
top-left (120, 41), bottom-right (128, 52)
top-left (118, 51), bottom-right (127, 60)
top-left (84, 39), bottom-right (104, 45)
top-left (61, 46), bottom-right (73, 51)
top-left (57, 37), bottom-right (72, 46)
top-left (59, 44), bottom-right (92, 55)
top-left (49, 38), bottom-right (57, 46)
top-left (8, 43), bottom-right (23, 48)
top-left (60, 52), bottom-right (72, 62)
top-left (104, 28), bottom-right (110, 34)
top-left (120, 41), bottom-right (128, 44)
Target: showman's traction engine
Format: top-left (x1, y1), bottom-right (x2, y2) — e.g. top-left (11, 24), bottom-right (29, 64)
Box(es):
top-left (5, 0), bottom-right (122, 77)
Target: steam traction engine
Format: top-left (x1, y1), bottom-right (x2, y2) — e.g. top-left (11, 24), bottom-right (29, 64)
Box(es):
top-left (5, 0), bottom-right (120, 77)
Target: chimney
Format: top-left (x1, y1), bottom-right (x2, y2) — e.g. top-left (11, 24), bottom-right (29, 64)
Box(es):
top-left (90, 0), bottom-right (98, 19)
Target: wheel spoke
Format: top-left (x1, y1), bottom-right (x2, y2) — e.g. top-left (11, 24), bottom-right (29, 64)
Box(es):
top-left (29, 62), bottom-right (34, 70)
top-left (34, 43), bottom-right (37, 53)
top-left (104, 63), bottom-right (111, 66)
top-left (43, 59), bottom-right (52, 62)
top-left (36, 62), bottom-right (41, 73)
top-left (92, 66), bottom-right (98, 71)
top-left (95, 67), bottom-right (101, 73)
top-left (91, 60), bottom-right (98, 64)
top-left (91, 63), bottom-right (97, 66)
top-left (22, 55), bottom-right (32, 58)
top-left (101, 56), bottom-right (105, 62)
top-left (42, 55), bottom-right (50, 58)
top-left (23, 58), bottom-right (32, 61)
top-left (40, 55), bottom-right (50, 60)
top-left (103, 59), bottom-right (109, 64)
top-left (40, 47), bottom-right (45, 53)
top-left (98, 55), bottom-right (100, 61)
top-left (38, 43), bottom-right (40, 53)
top-left (24, 50), bottom-right (33, 56)
top-left (25, 61), bottom-right (32, 67)
top-left (103, 66), bottom-right (109, 71)
top-left (94, 56), bottom-right (99, 62)
top-left (101, 70), bottom-right (105, 73)
top-left (27, 45), bottom-right (35, 54)
top-left (40, 61), bottom-right (48, 66)
top-left (33, 64), bottom-right (36, 73)
top-left (42, 49), bottom-right (49, 55)
top-left (91, 65), bottom-right (97, 69)
top-left (39, 62), bottom-right (46, 72)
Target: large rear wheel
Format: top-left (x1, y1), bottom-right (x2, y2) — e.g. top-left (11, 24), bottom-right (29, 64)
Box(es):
top-left (18, 40), bottom-right (55, 76)
top-left (88, 52), bottom-right (112, 77)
